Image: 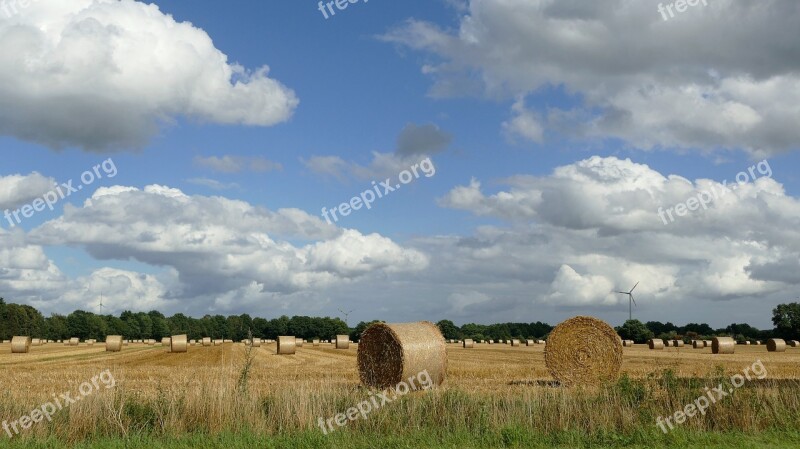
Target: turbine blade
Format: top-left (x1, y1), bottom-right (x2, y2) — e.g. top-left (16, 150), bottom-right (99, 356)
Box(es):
top-left (631, 294), bottom-right (637, 306)
top-left (630, 281), bottom-right (640, 293)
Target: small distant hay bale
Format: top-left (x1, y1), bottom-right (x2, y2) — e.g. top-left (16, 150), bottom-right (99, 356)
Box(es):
top-left (312, 339), bottom-right (320, 346)
top-left (277, 336), bottom-right (296, 355)
top-left (69, 338), bottom-right (79, 346)
top-left (755, 341), bottom-right (762, 345)
top-left (622, 340), bottom-right (634, 347)
top-left (11, 336), bottom-right (31, 353)
top-left (31, 338), bottom-right (41, 346)
top-left (648, 339), bottom-right (665, 350)
top-left (251, 338), bottom-right (262, 347)
top-left (170, 335), bottom-right (188, 353)
top-left (106, 336), bottom-right (123, 352)
top-left (295, 337), bottom-right (304, 348)
top-left (703, 340), bottom-right (711, 347)
top-left (712, 337), bottom-right (735, 354)
top-left (224, 339), bottom-right (233, 343)
top-left (161, 337), bottom-right (171, 347)
top-left (357, 321), bottom-right (447, 389)
top-left (189, 339), bottom-right (196, 346)
top-left (463, 339), bottom-right (474, 348)
top-left (335, 335), bottom-right (350, 350)
top-left (202, 338), bottom-right (211, 347)
top-left (767, 338), bottom-right (786, 352)
top-left (544, 316), bottom-right (623, 387)
top-left (672, 340), bottom-right (685, 347)
top-left (510, 339), bottom-right (521, 347)
top-left (488, 340), bottom-right (494, 344)
top-left (692, 340), bottom-right (705, 349)
top-left (213, 339), bottom-right (223, 346)
top-left (789, 340), bottom-right (800, 348)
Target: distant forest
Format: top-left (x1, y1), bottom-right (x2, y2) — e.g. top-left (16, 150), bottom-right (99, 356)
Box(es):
top-left (2, 297), bottom-right (799, 343)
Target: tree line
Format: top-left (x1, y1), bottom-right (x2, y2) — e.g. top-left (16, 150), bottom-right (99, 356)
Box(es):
top-left (2, 297), bottom-right (799, 344)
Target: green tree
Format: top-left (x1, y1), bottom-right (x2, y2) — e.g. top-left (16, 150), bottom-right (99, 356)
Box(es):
top-left (773, 303), bottom-right (800, 340)
top-left (616, 320), bottom-right (654, 343)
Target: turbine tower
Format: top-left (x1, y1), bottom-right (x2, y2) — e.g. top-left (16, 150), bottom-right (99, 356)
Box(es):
top-left (617, 282), bottom-right (639, 321)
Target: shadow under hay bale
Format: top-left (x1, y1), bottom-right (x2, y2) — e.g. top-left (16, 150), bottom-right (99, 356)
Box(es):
top-left (357, 321), bottom-right (447, 389)
top-left (767, 338), bottom-right (786, 352)
top-left (106, 335), bottom-right (123, 352)
top-left (277, 336), bottom-right (296, 355)
top-left (544, 316), bottom-right (623, 387)
top-left (11, 336), bottom-right (31, 354)
top-left (713, 336), bottom-right (735, 354)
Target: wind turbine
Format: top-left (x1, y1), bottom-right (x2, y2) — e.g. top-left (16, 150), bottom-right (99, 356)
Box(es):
top-left (338, 309), bottom-right (354, 327)
top-left (617, 282), bottom-right (639, 321)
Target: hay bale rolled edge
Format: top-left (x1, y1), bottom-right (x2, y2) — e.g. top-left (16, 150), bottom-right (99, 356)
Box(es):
top-left (712, 337), bottom-right (735, 354)
top-left (277, 336), bottom-right (296, 355)
top-left (544, 316), bottom-right (623, 387)
top-left (357, 321), bottom-right (447, 389)
top-left (767, 338), bottom-right (786, 352)
top-left (11, 336), bottom-right (31, 353)
top-left (106, 335), bottom-right (123, 352)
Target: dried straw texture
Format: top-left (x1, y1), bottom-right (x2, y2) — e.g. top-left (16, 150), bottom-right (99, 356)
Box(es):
top-left (202, 338), bottom-right (212, 347)
top-left (168, 335), bottom-right (187, 353)
top-left (277, 336), bottom-right (296, 355)
top-left (767, 338), bottom-right (786, 352)
top-left (335, 335), bottom-right (350, 350)
top-left (692, 340), bottom-right (705, 349)
top-left (11, 336), bottom-right (31, 353)
top-left (357, 321), bottom-right (447, 389)
top-left (712, 337), bottom-right (736, 354)
top-left (106, 336), bottom-right (123, 352)
top-left (295, 338), bottom-right (304, 348)
top-left (544, 316), bottom-right (623, 387)
top-left (463, 339), bottom-right (474, 349)
top-left (648, 339), bottom-right (665, 350)
top-left (69, 338), bottom-right (79, 346)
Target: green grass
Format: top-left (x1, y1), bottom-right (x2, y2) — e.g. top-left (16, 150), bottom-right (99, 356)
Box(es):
top-left (3, 429), bottom-right (800, 449)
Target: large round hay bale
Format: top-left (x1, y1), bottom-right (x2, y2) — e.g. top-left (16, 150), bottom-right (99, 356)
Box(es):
top-left (161, 337), bottom-right (171, 347)
top-left (277, 336), bottom-right (296, 355)
top-left (170, 335), bottom-right (188, 353)
top-left (510, 339), bottom-right (520, 347)
top-left (789, 340), bottom-right (800, 348)
top-left (69, 338), bottom-right (79, 346)
top-left (202, 337), bottom-right (211, 347)
top-left (335, 335), bottom-right (350, 350)
top-left (11, 336), bottom-right (31, 353)
top-left (544, 316), bottom-right (623, 387)
top-left (463, 338), bottom-right (474, 348)
top-left (767, 338), bottom-right (786, 352)
top-left (525, 339), bottom-right (534, 346)
top-left (712, 337), bottom-right (735, 354)
top-left (648, 339), bottom-right (665, 349)
top-left (692, 340), bottom-right (705, 349)
top-left (357, 321), bottom-right (446, 389)
top-left (31, 338), bottom-right (41, 346)
top-left (213, 339), bottom-right (223, 346)
top-left (673, 340), bottom-right (685, 347)
top-left (106, 335), bottom-right (123, 352)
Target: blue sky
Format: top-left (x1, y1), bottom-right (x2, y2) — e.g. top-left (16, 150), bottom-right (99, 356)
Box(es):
top-left (1, 0), bottom-right (799, 329)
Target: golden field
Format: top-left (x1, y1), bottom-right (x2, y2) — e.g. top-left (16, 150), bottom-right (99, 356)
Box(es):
top-left (1, 341), bottom-right (799, 443)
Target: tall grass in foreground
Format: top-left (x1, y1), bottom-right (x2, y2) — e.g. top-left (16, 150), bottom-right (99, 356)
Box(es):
top-left (1, 365), bottom-right (799, 445)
